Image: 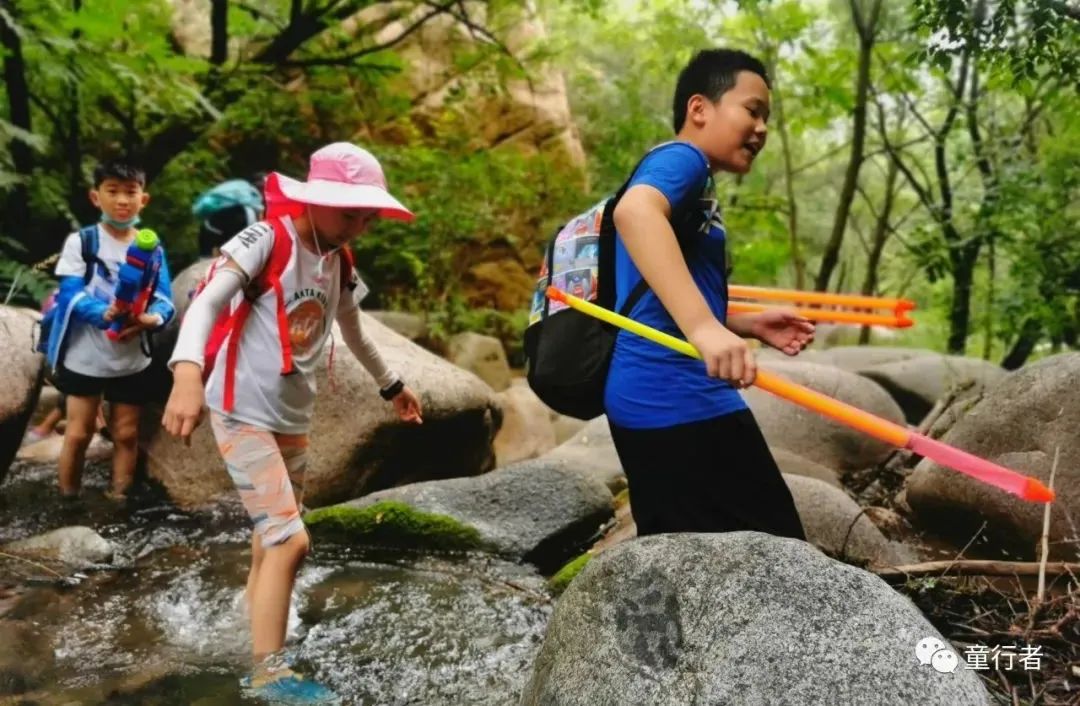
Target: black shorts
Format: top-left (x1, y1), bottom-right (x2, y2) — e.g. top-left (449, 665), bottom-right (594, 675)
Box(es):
top-left (53, 364), bottom-right (155, 406)
top-left (608, 409), bottom-right (806, 540)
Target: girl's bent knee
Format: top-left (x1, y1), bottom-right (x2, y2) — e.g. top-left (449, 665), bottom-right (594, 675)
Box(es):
top-left (259, 517), bottom-right (309, 556)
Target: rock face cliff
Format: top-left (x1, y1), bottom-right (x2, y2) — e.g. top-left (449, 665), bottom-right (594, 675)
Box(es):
top-left (168, 1), bottom-right (584, 312)
top-left (168, 1), bottom-right (582, 166)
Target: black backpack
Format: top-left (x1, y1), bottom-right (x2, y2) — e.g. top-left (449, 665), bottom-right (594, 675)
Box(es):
top-left (523, 144), bottom-right (699, 420)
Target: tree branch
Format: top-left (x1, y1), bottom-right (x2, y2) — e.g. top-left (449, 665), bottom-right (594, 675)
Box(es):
top-left (98, 96), bottom-right (140, 145)
top-left (280, 1), bottom-right (456, 68)
top-left (235, 2), bottom-right (286, 29)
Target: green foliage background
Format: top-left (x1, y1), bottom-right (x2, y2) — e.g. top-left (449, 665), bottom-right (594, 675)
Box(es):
top-left (0, 0), bottom-right (1077, 364)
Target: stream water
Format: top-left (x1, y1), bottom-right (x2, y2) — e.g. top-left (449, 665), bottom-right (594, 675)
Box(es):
top-left (0, 459), bottom-right (552, 705)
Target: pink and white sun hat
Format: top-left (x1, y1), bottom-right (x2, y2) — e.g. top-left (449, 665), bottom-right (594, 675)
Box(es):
top-left (264, 142), bottom-right (414, 222)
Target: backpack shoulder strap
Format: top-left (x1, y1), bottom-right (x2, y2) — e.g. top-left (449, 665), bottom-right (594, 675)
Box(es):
top-left (598, 142), bottom-right (696, 317)
top-left (263, 218), bottom-right (295, 375)
top-left (78, 225), bottom-right (102, 285)
top-left (251, 219), bottom-right (293, 289)
top-left (337, 246), bottom-right (356, 292)
top-left (213, 218), bottom-right (296, 412)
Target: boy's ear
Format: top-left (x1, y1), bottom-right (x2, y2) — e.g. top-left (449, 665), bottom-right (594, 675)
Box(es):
top-left (140, 192), bottom-right (151, 207)
top-left (686, 94), bottom-right (709, 128)
top-left (88, 189), bottom-right (101, 208)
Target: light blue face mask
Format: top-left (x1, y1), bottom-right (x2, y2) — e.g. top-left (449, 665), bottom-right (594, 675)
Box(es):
top-left (100, 214), bottom-right (141, 229)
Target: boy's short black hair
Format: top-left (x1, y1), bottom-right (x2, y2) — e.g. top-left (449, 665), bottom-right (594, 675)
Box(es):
top-left (672, 49), bottom-right (770, 133)
top-left (92, 160), bottom-right (146, 188)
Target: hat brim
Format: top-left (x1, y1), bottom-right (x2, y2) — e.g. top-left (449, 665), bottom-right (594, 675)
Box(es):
top-left (275, 174), bottom-right (414, 222)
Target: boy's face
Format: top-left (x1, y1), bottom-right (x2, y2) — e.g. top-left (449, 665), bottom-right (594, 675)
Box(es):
top-left (690, 71), bottom-right (770, 174)
top-left (90, 178), bottom-right (149, 223)
top-left (310, 205), bottom-right (379, 247)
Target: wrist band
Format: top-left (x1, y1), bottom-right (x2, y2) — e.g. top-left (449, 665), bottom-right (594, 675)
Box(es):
top-left (379, 379), bottom-right (405, 400)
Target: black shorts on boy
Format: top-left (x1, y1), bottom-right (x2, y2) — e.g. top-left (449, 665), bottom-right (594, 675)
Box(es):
top-left (608, 410), bottom-right (806, 539)
top-left (54, 364), bottom-right (156, 406)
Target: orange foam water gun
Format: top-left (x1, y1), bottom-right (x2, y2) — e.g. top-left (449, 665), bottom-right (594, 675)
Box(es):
top-left (547, 287), bottom-right (1053, 504)
top-left (727, 284), bottom-right (916, 328)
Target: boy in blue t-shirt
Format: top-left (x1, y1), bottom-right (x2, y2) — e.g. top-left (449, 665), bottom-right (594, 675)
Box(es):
top-left (47, 160), bottom-right (175, 500)
top-left (605, 48), bottom-right (812, 539)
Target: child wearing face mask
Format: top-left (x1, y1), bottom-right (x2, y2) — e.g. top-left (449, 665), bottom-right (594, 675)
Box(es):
top-left (46, 159), bottom-right (175, 501)
top-left (164, 142), bottom-right (422, 702)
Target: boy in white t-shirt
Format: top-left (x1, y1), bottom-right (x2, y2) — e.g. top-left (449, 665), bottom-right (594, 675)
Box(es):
top-left (164, 143), bottom-right (422, 703)
top-left (46, 160), bottom-right (175, 500)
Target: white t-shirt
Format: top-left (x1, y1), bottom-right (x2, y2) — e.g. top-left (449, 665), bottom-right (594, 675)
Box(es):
top-left (54, 226), bottom-right (152, 377)
top-left (206, 217), bottom-right (351, 434)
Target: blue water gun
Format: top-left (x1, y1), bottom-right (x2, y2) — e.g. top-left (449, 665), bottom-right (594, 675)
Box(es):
top-left (107, 229), bottom-right (162, 340)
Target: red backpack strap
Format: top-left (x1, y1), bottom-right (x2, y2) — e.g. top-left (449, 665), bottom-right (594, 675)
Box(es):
top-left (262, 218), bottom-right (295, 376)
top-left (338, 246), bottom-right (355, 292)
top-left (209, 219), bottom-right (294, 412)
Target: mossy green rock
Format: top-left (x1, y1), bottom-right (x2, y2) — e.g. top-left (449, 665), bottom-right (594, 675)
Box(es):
top-left (548, 553), bottom-right (591, 594)
top-left (305, 500), bottom-right (485, 551)
top-left (331, 459), bottom-right (613, 571)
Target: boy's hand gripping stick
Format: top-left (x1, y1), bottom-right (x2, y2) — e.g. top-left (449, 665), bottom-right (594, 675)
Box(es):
top-left (546, 287), bottom-right (1054, 504)
top-left (107, 229), bottom-right (161, 340)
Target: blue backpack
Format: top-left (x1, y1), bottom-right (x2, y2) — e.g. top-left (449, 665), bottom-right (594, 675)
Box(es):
top-left (35, 226), bottom-right (108, 354)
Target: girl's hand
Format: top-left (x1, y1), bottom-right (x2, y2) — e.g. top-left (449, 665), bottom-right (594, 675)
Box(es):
top-left (392, 386), bottom-right (423, 424)
top-left (163, 362), bottom-right (205, 444)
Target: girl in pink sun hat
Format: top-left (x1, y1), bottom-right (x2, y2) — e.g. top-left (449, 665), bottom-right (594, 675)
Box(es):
top-left (164, 142), bottom-right (422, 702)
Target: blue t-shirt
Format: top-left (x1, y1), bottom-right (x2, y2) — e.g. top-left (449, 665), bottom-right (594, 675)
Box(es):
top-left (604, 142), bottom-right (747, 429)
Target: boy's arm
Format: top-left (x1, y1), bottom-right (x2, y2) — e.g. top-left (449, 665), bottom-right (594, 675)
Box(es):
top-left (56, 275), bottom-right (111, 329)
top-left (725, 312), bottom-right (758, 338)
top-left (145, 254), bottom-right (176, 331)
top-left (727, 310), bottom-right (815, 356)
top-left (613, 186), bottom-right (756, 386)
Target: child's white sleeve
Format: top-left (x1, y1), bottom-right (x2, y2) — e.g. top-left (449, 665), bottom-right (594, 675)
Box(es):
top-left (219, 222), bottom-right (273, 281)
top-left (336, 302), bottom-right (399, 390)
top-left (168, 269), bottom-right (244, 371)
top-left (54, 233), bottom-right (85, 278)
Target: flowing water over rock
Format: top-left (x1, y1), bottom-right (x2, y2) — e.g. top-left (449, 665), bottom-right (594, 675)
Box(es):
top-left (0, 460), bottom-right (552, 705)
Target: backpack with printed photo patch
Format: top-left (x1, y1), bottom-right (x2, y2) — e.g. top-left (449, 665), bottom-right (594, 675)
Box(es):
top-left (523, 144), bottom-right (698, 420)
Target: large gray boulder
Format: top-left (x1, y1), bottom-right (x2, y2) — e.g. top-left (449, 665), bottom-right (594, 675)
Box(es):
top-left (774, 345), bottom-right (933, 372)
top-left (320, 458), bottom-right (612, 569)
top-left (142, 265), bottom-right (502, 509)
top-left (366, 310), bottom-right (427, 341)
top-left (587, 473), bottom-right (909, 568)
top-left (857, 354), bottom-right (1006, 424)
top-left (521, 533), bottom-right (990, 706)
top-left (541, 416), bottom-right (625, 493)
top-left (0, 306), bottom-right (45, 484)
top-left (494, 379), bottom-right (557, 467)
top-left (771, 447), bottom-right (841, 487)
top-left (906, 353), bottom-right (1080, 556)
top-left (785, 474), bottom-right (912, 567)
top-left (745, 361), bottom-right (906, 471)
top-left (2, 526), bottom-right (114, 567)
top-left (447, 331), bottom-right (512, 392)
